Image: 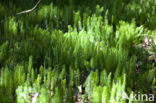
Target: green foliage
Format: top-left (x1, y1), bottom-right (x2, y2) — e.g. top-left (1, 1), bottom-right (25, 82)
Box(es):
top-left (0, 0), bottom-right (155, 103)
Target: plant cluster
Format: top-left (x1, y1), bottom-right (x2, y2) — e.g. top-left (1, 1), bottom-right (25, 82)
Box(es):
top-left (0, 0), bottom-right (155, 103)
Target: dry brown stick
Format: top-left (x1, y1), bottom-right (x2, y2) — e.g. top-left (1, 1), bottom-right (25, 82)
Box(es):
top-left (0, 0), bottom-right (42, 23)
top-left (16, 0), bottom-right (42, 15)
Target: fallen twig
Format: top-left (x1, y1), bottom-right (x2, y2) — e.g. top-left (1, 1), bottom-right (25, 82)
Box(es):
top-left (16, 0), bottom-right (42, 15)
top-left (0, 0), bottom-right (42, 23)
